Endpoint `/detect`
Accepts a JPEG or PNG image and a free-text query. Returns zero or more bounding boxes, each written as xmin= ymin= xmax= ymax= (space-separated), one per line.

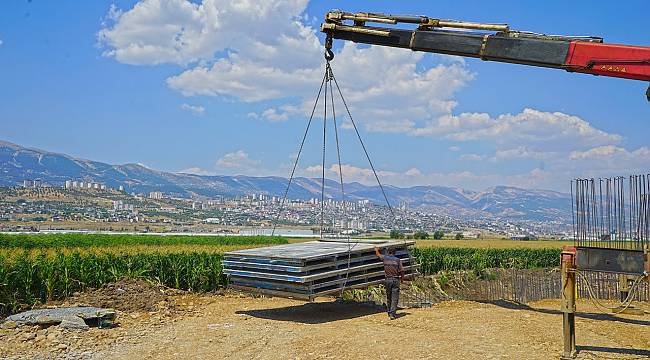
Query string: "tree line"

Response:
xmin=390 ymin=230 xmax=465 ymax=240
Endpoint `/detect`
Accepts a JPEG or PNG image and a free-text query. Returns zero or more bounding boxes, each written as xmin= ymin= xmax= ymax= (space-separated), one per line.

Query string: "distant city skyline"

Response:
xmin=1 ymin=0 xmax=649 ymax=192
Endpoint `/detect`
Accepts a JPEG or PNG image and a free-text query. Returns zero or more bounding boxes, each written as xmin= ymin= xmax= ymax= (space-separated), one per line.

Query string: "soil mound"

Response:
xmin=60 ymin=278 xmax=178 ymax=313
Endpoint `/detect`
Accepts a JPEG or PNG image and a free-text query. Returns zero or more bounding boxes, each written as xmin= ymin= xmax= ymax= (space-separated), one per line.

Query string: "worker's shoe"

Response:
xmin=388 ymin=313 xmax=396 ymax=320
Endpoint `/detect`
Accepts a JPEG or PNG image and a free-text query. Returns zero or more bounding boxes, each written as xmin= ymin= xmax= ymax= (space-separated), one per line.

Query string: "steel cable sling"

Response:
xmin=325 ymin=63 xmax=355 ymax=291
xmin=271 ymin=51 xmax=405 ymax=293
xmin=270 ymin=68 xmax=327 ymax=237
xmin=329 ymin=65 xmax=418 ymax=282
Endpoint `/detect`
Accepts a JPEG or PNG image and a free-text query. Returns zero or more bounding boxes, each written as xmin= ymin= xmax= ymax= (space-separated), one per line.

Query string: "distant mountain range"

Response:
xmin=0 ymin=140 xmax=571 ymax=222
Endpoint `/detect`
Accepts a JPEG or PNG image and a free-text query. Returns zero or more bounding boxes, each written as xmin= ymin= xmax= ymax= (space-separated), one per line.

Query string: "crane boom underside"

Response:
xmin=322 ymin=11 xmax=650 ymax=83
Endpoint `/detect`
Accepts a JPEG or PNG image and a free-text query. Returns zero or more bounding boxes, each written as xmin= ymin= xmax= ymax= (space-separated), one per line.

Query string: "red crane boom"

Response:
xmin=567 ymin=41 xmax=650 ymax=81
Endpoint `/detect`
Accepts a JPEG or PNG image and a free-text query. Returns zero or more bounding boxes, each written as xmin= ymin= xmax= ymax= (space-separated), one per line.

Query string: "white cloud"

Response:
xmin=570 ymin=145 xmax=646 ymax=160
xmin=568 ymin=146 xmax=650 ymax=172
xmin=413 ymin=108 xmax=620 ymax=150
xmin=216 ymin=150 xmax=261 ymax=170
xmin=99 ymin=0 xmax=473 ymax=130
xmin=298 ymin=163 xmax=559 ymax=190
xmin=105 ymin=4 xmax=123 ymax=22
xmin=178 ymin=166 xmax=216 ymax=176
xmin=101 ymin=1 xmax=646 ymax=191
xmin=167 ymin=57 xmax=322 ymax=102
xmin=98 ymin=0 xmax=316 ymax=67
xmin=181 ymin=103 xmax=205 ymax=114
xmin=181 ymin=150 xmax=266 ymax=176
xmin=251 ymin=43 xmax=473 ymax=132
xmin=304 ymin=163 xmax=399 ymax=184
xmin=460 ymin=154 xmax=487 ymax=161
xmin=260 ymin=108 xmax=289 ymax=122
xmin=492 ymin=146 xmax=555 ymax=161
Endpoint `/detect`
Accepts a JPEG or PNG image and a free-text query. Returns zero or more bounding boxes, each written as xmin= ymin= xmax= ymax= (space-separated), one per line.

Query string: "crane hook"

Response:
xmin=325 ymin=33 xmax=334 ymax=61
xmin=646 ymin=83 xmax=649 ymax=103
xmin=325 ymin=48 xmax=335 ymax=61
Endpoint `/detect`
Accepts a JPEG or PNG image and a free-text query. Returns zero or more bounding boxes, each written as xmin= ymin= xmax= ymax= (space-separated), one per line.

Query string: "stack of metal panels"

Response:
xmin=223 ymin=239 xmax=417 ymax=301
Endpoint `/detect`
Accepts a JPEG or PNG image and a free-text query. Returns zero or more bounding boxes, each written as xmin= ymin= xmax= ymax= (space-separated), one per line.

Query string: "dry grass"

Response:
xmin=0 ymin=244 xmax=267 ymax=258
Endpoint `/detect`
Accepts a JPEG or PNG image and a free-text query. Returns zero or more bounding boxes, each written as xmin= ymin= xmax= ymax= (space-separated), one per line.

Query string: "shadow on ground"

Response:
xmin=236 ymin=301 xmax=388 ymax=324
xmin=577 ymin=345 xmax=650 ymax=358
xmin=480 ymin=300 xmax=650 ymax=326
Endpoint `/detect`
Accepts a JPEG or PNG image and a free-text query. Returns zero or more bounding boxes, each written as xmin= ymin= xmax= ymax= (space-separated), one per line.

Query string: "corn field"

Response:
xmin=412 ymin=247 xmax=561 ymax=274
xmin=0 ymin=234 xmax=566 ymax=316
xmin=0 ymin=251 xmax=225 ymax=315
xmin=0 ymin=234 xmax=288 ymax=249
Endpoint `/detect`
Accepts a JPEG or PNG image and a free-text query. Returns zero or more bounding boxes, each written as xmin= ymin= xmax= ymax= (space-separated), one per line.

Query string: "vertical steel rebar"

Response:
xmin=571 ymin=174 xmax=650 ymax=251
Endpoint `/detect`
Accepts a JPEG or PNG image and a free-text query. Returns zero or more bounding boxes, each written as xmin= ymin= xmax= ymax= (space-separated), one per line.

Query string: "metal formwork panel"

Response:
xmin=223 ymin=240 xmax=417 ymax=300
xmin=223 ymin=252 xmax=413 ymax=283
xmin=230 ymin=267 xmax=418 ymax=300
xmin=225 ymin=240 xmax=414 ymax=262
xmin=225 ymin=249 xmax=411 ymax=273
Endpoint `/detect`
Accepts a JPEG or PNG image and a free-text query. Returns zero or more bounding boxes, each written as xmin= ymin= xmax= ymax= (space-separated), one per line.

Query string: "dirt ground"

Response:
xmin=1 ymin=284 xmax=649 ymax=360
xmin=53 ymin=279 xmax=178 ymax=313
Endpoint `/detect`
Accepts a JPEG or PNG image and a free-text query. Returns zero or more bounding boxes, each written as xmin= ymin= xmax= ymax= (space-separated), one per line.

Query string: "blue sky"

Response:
xmin=1 ymin=0 xmax=649 ymax=191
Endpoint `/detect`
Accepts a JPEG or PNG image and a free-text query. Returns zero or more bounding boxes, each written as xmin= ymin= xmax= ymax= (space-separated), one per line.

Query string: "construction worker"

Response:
xmin=374 ymin=246 xmax=404 ymax=319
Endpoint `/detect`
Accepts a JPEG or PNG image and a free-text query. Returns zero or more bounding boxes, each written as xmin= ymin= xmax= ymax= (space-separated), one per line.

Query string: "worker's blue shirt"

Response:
xmin=382 ymin=254 xmax=402 ymax=279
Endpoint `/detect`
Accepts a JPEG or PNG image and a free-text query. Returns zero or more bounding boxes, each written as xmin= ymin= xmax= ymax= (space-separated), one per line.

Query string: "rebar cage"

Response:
xmin=572 ymin=175 xmax=649 ymax=251
xmin=572 ymin=175 xmax=649 ymax=275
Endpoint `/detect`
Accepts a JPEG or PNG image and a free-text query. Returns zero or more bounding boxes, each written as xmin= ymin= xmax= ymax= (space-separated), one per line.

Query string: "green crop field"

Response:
xmin=411 ymin=247 xmax=560 ymax=274
xmin=0 ymin=251 xmax=225 ymax=315
xmin=0 ymin=233 xmax=287 ymax=314
xmin=0 ymin=233 xmax=563 ymax=315
xmin=0 ymin=233 xmax=287 ymax=249
xmin=412 ymin=239 xmax=571 ymax=249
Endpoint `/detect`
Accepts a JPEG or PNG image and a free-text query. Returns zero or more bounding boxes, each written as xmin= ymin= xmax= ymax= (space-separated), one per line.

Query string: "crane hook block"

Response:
xmin=325 ymin=48 xmax=334 ymax=61
xmin=324 ymin=33 xmax=334 ymax=61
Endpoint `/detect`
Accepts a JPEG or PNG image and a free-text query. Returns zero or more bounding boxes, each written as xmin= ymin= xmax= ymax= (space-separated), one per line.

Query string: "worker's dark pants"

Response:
xmin=384 ymin=277 xmax=400 ymax=316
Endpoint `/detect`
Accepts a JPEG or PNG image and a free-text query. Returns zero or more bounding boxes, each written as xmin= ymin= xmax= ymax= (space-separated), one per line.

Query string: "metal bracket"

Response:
xmin=576 ymin=247 xmax=646 ymax=275
xmin=479 ymin=34 xmax=491 ymax=61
